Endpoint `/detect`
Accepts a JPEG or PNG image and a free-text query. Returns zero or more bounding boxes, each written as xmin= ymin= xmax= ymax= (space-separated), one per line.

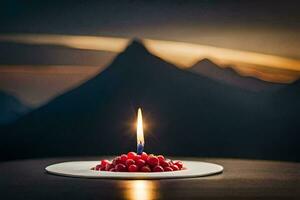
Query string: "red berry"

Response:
xmin=100 ymin=160 xmax=110 ymax=168
xmin=141 ymin=152 xmax=148 ymax=161
xmin=140 ymin=166 xmax=151 ymax=172
xmin=112 ymin=157 xmax=123 ymax=166
xmin=134 ymin=155 xmax=142 ymax=161
xmin=166 ymin=159 xmax=172 ymax=164
xmin=164 ymin=166 xmax=173 ymax=171
xmin=171 ymin=165 xmax=179 ymax=171
xmin=109 ymin=168 xmax=116 ymax=172
xmin=125 ymin=159 xmax=135 ymax=167
xmin=136 ymin=159 xmax=146 ymax=168
xmin=105 ymin=163 xmax=113 ymax=171
xmin=174 ymin=161 xmax=183 ymax=169
xmin=147 ymin=155 xmax=159 ymax=166
xmin=160 ymin=160 xmax=170 ymax=168
xmin=153 ymin=165 xmax=164 ymax=172
xmin=95 ymin=164 xmax=101 ymax=171
xmin=95 ymin=165 xmax=100 ymax=170
xmin=128 ymin=164 xmax=138 ymax=172
xmin=157 ymin=155 xmax=165 ymax=162
xmin=112 ymin=158 xmax=117 ymax=166
xmin=115 ymin=164 xmax=127 ymax=172
xmin=127 ymin=152 xmax=137 ymax=159
xmin=120 ymin=154 xmax=128 ymax=163
xmin=167 ymin=160 xmax=174 ymax=167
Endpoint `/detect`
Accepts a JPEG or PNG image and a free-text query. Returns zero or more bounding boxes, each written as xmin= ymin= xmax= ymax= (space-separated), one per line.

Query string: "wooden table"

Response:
xmin=1 ymin=157 xmax=299 ymax=200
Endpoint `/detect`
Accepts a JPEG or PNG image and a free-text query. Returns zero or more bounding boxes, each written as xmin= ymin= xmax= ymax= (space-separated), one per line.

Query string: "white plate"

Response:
xmin=45 ymin=160 xmax=223 ymax=179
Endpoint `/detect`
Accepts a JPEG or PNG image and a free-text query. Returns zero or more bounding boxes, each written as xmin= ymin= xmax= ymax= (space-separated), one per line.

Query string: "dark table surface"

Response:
xmin=1 ymin=157 xmax=300 ymax=200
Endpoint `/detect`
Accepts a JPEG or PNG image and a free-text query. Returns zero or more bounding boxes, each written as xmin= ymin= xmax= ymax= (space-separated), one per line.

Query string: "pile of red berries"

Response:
xmin=91 ymin=152 xmax=185 ymax=172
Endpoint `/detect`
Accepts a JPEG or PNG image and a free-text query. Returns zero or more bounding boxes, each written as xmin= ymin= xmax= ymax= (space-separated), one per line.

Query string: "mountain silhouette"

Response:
xmin=271 ymin=79 xmax=300 ymax=124
xmin=189 ymin=58 xmax=284 ymax=92
xmin=0 ymin=91 xmax=30 ymax=125
xmin=1 ymin=40 xmax=299 ymax=161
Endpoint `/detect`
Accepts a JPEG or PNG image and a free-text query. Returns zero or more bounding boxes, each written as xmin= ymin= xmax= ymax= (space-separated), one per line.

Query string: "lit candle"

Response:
xmin=136 ymin=108 xmax=144 ymax=155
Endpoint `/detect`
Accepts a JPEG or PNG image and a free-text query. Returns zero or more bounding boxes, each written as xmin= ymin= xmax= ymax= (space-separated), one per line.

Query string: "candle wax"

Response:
xmin=137 ymin=142 xmax=144 ymax=155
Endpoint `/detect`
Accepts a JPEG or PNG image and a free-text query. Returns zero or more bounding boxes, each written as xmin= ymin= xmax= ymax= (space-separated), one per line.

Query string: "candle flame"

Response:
xmin=137 ymin=108 xmax=144 ymax=146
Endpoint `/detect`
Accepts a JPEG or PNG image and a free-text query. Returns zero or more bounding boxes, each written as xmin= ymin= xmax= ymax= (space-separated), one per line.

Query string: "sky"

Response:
xmin=1 ymin=0 xmax=300 ymax=58
xmin=0 ymin=0 xmax=300 ymax=107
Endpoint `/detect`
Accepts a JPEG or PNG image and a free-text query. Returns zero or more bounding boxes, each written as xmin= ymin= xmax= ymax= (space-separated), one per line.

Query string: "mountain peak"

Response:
xmin=122 ymin=38 xmax=150 ymax=55
xmin=189 ymin=58 xmax=283 ymax=92
xmin=192 ymin=58 xmax=217 ymax=68
xmin=191 ymin=58 xmax=238 ymax=74
xmin=104 ymin=38 xmax=156 ymax=73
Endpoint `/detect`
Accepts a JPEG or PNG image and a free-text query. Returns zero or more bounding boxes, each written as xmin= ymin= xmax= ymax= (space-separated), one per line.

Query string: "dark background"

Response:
xmin=0 ymin=0 xmax=300 ymax=162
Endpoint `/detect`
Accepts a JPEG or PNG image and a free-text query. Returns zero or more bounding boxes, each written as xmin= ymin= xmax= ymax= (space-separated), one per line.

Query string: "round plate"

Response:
xmin=45 ymin=160 xmax=223 ymax=179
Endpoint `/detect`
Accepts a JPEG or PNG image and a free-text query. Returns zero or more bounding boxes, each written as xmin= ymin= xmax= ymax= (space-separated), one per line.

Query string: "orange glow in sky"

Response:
xmin=1 ymin=34 xmax=300 ymax=106
xmin=1 ymin=34 xmax=299 ymax=83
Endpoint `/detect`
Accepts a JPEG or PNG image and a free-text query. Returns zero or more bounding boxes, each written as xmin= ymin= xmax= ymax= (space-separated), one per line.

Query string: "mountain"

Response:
xmin=1 ymin=40 xmax=299 ymax=161
xmin=0 ymin=91 xmax=30 ymax=125
xmin=271 ymin=79 xmax=300 ymax=123
xmin=189 ymin=58 xmax=284 ymax=92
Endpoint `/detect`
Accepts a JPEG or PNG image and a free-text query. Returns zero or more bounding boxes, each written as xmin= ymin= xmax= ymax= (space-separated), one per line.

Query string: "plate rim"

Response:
xmin=45 ymin=160 xmax=223 ymax=179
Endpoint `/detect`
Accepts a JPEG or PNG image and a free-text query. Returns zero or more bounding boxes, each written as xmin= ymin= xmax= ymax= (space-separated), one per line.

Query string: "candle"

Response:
xmin=92 ymin=107 xmax=186 ymax=172
xmin=136 ymin=108 xmax=144 ymax=155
